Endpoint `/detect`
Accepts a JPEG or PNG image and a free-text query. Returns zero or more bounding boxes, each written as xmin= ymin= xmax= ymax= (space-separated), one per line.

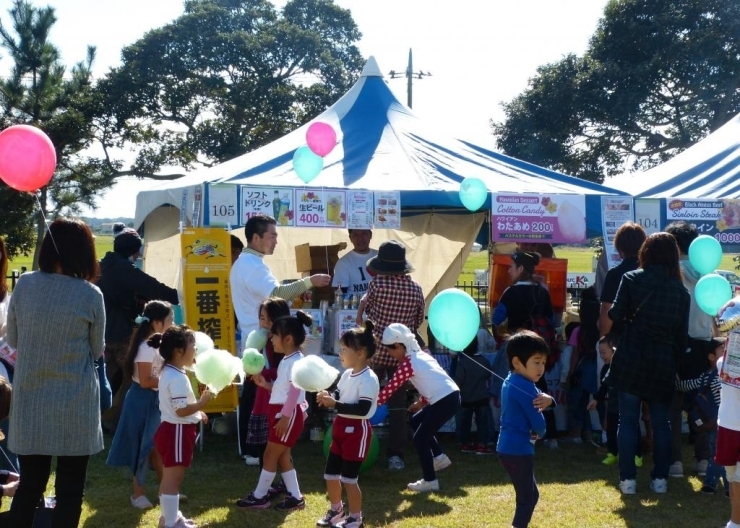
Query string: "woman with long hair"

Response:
xmin=6 ymin=218 xmax=105 ymax=527
xmin=608 ymin=232 xmax=690 ymax=495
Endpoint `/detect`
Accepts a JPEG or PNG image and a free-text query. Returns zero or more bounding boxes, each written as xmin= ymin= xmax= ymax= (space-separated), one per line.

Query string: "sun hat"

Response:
xmin=366 ymin=240 xmax=414 ymax=275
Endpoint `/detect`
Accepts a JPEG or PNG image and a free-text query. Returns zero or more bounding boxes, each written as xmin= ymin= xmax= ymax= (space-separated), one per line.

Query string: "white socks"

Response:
xmin=254 ymin=469 xmax=276 ymax=499
xmin=282 ymin=469 xmax=302 ymax=498
xmin=160 ymin=494 xmax=179 ymax=526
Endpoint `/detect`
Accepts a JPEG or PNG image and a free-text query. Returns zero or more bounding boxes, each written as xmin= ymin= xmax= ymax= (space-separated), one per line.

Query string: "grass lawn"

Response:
xmin=2 ymin=430 xmax=729 ymax=527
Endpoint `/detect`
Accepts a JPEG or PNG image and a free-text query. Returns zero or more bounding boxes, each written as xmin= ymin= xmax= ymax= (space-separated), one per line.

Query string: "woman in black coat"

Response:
xmin=608 ymin=232 xmax=690 ymax=495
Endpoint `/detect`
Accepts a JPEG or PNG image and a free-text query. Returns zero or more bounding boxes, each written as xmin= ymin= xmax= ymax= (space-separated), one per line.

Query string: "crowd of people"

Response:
xmin=0 ymin=213 xmax=737 ymax=528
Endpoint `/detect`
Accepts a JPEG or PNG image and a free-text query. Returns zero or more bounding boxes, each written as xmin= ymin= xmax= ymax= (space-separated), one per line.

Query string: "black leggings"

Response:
xmin=9 ymin=454 xmax=89 ymax=528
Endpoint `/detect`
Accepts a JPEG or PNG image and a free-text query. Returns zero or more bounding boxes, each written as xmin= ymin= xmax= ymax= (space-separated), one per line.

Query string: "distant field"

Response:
xmin=458 ymin=246 xmax=740 ymax=284
xmin=6 ymin=235 xmax=114 ymax=288
xmin=7 ymin=237 xmax=740 ymax=289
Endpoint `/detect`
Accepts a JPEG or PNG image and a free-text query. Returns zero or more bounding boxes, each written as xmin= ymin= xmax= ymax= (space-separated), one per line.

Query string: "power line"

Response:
xmin=387 ymin=48 xmax=431 ymax=109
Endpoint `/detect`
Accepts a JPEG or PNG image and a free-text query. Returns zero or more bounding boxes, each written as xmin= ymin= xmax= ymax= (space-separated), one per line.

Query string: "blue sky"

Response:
xmin=1 ymin=0 xmax=609 ymax=217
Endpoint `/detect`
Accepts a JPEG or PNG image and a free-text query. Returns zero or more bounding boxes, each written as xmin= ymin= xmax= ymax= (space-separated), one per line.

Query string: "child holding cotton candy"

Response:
xmin=106 ymin=300 xmax=173 ymax=509
xmin=237 ymin=311 xmax=313 ymax=512
xmin=152 ymin=325 xmax=213 ymax=528
xmin=316 ymin=322 xmax=380 ymax=528
xmin=245 ymin=298 xmax=290 ymax=497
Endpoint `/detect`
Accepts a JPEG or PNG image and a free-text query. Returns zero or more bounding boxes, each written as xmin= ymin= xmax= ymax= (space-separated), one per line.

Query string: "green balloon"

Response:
xmin=323 ymin=423 xmax=379 ymax=473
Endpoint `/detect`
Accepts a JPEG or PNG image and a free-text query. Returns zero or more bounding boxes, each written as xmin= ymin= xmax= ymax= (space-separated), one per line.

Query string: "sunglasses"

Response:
xmin=383 ymin=343 xmax=401 ymax=349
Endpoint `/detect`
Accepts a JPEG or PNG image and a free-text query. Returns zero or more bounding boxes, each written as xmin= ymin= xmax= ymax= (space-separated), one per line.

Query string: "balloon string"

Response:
xmin=457 ymin=351 xmax=539 ymax=400
xmin=34 ymin=193 xmax=58 ymax=255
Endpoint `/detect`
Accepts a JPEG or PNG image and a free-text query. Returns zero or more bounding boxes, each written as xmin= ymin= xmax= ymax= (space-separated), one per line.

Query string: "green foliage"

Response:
xmin=94 ymin=0 xmax=364 ymax=175
xmin=492 ymin=0 xmax=740 ymax=181
xmin=0 ymin=0 xmax=117 ymax=263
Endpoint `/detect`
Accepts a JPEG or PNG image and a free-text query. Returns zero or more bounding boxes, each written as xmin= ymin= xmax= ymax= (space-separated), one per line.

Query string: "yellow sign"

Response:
xmin=181 ymin=228 xmax=238 ymax=413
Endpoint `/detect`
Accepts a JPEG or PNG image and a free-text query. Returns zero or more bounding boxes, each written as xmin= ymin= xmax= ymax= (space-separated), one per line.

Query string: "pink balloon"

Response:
xmin=0 ymin=124 xmax=57 ymax=192
xmin=305 ymin=122 xmax=337 ymax=157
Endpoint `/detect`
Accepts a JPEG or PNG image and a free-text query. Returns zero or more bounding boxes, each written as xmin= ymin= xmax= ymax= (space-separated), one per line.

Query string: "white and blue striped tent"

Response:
xmin=137 ymin=56 xmax=628 ymax=297
xmin=608 ymin=114 xmax=740 ymax=199
xmin=135 ymin=56 xmax=625 ymax=235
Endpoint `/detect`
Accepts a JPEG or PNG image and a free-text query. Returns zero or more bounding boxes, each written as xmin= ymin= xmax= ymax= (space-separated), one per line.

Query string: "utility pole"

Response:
xmin=388 ymin=48 xmax=431 ymax=109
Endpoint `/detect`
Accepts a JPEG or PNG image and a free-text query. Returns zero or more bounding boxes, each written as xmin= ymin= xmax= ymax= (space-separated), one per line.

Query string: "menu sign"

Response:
xmin=334 ymin=310 xmax=358 ymax=354
xmin=241 ymin=187 xmax=294 ymax=226
xmin=667 ymin=198 xmax=740 ymax=246
xmin=295 ymin=190 xmax=347 ymax=228
xmin=346 ymin=191 xmax=374 ymax=229
xmin=374 ymin=191 xmax=401 ymax=228
xmin=601 ymin=196 xmax=634 ymax=265
xmin=492 ymin=193 xmax=587 ymax=244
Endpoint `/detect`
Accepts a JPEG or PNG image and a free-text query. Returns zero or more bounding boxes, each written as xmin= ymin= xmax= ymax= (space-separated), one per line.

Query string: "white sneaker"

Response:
xmin=407 ymin=478 xmax=439 ymax=492
xmin=130 ymin=495 xmax=153 ymax=509
xmin=433 ymin=454 xmax=452 ymax=472
xmin=695 ymin=459 xmax=709 ymax=477
xmin=668 ymin=461 xmax=684 ymax=478
xmin=544 ymin=439 xmax=559 ymax=450
xmin=158 ymin=513 xmax=197 ymax=528
xmin=619 ymin=479 xmax=637 ymax=495
xmin=244 ymin=455 xmax=260 ymax=466
xmin=650 ymin=478 xmax=668 ymax=493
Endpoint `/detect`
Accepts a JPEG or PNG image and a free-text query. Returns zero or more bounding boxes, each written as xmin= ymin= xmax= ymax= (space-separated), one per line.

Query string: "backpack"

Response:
xmin=517 ymin=283 xmax=560 ymax=372
xmin=683 ymin=370 xmax=719 ymax=432
xmin=522 ymin=314 xmax=560 ymax=372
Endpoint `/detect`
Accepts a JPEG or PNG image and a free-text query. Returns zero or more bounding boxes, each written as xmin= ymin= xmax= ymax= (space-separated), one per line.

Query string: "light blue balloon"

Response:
xmin=369 ymin=404 xmax=388 ymax=426
xmin=293 ymin=145 xmax=324 ymax=183
xmin=695 ymin=273 xmax=733 ymax=316
xmin=458 ymin=177 xmax=488 ymax=211
xmin=689 ymin=235 xmax=723 ymax=276
xmin=428 ymin=289 xmax=480 ymax=351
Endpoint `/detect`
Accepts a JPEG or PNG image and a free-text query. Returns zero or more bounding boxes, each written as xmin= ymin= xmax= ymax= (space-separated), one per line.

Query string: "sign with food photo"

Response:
xmin=374 ymin=191 xmax=401 ymax=228
xmin=491 ymin=193 xmax=586 ymax=244
xmin=666 ymin=198 xmax=739 ymax=246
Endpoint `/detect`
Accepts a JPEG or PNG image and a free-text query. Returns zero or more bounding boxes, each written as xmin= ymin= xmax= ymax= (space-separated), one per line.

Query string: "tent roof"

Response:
xmin=608 ymin=114 xmax=740 ymax=198
xmin=136 ymin=56 xmax=624 ymax=228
